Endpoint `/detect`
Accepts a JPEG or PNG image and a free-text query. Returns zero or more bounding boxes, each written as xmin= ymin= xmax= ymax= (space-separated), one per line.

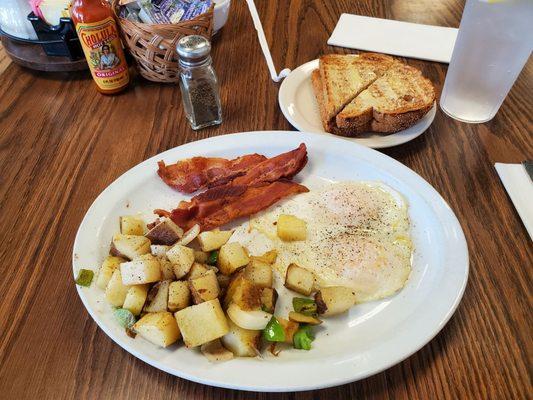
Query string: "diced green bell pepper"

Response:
xmin=292 ymin=297 xmax=317 ymax=316
xmin=75 ymin=269 xmax=94 ymax=287
xmin=207 ymin=250 xmax=219 ymax=266
xmin=262 ymin=316 xmax=286 ymax=342
xmin=114 ymin=308 xmax=136 ymax=329
xmin=293 ymin=325 xmax=315 ymax=350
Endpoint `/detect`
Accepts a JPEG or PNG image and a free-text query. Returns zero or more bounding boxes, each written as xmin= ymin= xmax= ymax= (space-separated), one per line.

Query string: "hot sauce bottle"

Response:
xmin=71 ymin=0 xmax=129 ymax=94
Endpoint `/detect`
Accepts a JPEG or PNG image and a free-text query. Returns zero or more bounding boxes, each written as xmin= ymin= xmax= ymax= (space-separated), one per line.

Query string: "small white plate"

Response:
xmin=73 ymin=131 xmax=468 ymax=392
xmin=279 ymin=60 xmax=437 ymax=149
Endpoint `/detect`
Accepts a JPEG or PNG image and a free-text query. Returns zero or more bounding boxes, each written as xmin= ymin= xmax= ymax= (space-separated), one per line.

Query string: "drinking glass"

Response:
xmin=440 ymin=0 xmax=533 ymax=123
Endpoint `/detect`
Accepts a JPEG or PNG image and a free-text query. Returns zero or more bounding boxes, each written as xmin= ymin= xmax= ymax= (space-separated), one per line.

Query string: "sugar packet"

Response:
xmin=130 ymin=0 xmax=211 ymax=24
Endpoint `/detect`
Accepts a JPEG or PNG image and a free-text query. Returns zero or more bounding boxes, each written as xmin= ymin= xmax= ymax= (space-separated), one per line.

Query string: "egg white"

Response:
xmin=230 ymin=181 xmax=412 ymax=303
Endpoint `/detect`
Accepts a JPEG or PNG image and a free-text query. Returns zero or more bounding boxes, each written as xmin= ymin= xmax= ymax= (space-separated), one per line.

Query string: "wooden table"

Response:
xmin=0 ymin=1 xmax=531 ymax=399
xmin=0 ymin=42 xmax=11 ymax=75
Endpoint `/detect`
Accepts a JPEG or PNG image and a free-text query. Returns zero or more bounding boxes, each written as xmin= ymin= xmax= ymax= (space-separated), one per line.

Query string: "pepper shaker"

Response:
xmin=176 ymin=35 xmax=223 ymax=130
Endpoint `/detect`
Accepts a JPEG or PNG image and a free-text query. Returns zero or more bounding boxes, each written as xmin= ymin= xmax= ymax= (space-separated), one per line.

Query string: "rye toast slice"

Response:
xmin=311 ymin=69 xmax=333 ymax=132
xmin=312 ymin=69 xmax=361 ymax=136
xmin=336 ymin=63 xmax=435 ymax=133
xmin=320 ymin=53 xmax=395 ymax=124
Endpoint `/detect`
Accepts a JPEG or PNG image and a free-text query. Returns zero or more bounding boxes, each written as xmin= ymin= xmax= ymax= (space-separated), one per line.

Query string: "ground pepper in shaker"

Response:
xmin=176 ymin=35 xmax=223 ymax=130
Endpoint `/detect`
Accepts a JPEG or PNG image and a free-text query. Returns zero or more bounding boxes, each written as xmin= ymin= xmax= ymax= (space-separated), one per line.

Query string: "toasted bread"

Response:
xmin=319 ymin=53 xmax=395 ymax=124
xmin=311 ymin=69 xmax=359 ymax=136
xmin=336 ymin=62 xmax=435 ymax=133
xmin=311 ymin=69 xmax=335 ymax=132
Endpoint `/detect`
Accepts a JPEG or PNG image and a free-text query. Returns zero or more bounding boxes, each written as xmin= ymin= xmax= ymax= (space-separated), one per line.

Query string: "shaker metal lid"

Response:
xmin=176 ymin=35 xmax=211 ymax=61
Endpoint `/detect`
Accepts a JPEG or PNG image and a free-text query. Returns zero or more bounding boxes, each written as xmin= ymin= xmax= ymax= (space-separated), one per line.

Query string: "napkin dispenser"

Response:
xmin=27 ymin=12 xmax=83 ymax=60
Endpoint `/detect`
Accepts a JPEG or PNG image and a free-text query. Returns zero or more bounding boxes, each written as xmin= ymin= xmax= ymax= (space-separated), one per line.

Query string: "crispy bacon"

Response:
xmin=156 ymin=180 xmax=309 ymax=231
xmin=155 ymin=144 xmax=309 ymax=230
xmin=157 ymin=144 xmax=308 ymax=194
xmin=231 ymin=143 xmax=308 ymax=186
xmin=157 ymin=153 xmax=267 ymax=193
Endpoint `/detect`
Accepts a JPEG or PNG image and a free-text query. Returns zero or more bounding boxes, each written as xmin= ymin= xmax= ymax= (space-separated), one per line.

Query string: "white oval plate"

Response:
xmin=279 ymin=60 xmax=437 ymax=149
xmin=73 ymin=131 xmax=468 ymax=392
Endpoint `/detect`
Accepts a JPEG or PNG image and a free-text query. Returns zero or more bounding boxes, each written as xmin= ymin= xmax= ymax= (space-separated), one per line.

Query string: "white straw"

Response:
xmin=245 ymin=0 xmax=291 ymax=82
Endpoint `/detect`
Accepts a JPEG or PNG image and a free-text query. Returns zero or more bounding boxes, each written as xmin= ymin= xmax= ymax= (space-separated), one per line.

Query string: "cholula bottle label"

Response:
xmin=77 ymin=17 xmax=129 ymax=91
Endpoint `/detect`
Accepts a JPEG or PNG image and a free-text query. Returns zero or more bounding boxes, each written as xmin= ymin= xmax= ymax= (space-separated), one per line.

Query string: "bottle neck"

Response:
xmin=71 ymin=0 xmax=112 ymax=23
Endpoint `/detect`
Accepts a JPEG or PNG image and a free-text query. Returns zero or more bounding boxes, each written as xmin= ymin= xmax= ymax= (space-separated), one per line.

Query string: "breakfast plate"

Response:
xmin=278 ymin=59 xmax=437 ymax=149
xmin=73 ymin=131 xmax=468 ymax=392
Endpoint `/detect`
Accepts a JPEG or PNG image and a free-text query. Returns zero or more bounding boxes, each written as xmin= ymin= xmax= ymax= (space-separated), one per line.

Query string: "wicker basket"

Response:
xmin=112 ymin=1 xmax=214 ymax=83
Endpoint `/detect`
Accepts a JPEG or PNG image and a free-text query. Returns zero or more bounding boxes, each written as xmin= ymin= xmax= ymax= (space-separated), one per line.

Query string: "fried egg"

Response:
xmin=230 ymin=181 xmax=412 ymax=303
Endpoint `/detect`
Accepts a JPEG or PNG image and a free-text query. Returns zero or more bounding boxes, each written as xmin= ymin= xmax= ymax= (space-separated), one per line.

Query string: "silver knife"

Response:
xmin=522 ymin=161 xmax=533 ymax=183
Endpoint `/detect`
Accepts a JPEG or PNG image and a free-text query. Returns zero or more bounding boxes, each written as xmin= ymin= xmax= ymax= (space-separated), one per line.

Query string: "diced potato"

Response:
xmin=158 ymin=258 xmax=175 ymax=280
xmin=120 ymin=254 xmax=161 ymax=285
xmin=120 ymin=216 xmax=146 ymax=236
xmin=166 ymin=244 xmax=194 ymax=279
xmin=284 ymin=263 xmax=315 ymax=296
xmin=133 ymin=311 xmax=181 ymax=347
xmin=277 ymin=317 xmax=299 ymax=344
xmin=150 ymin=245 xmax=170 ymax=258
xmin=250 ymin=250 xmax=278 ymax=265
xmin=194 ymin=250 xmax=209 ymax=263
xmin=315 ymin=286 xmax=357 ymax=316
xmin=224 ymin=273 xmax=262 ymax=310
xmin=168 ymin=281 xmax=191 ymax=312
xmin=105 ymin=269 xmax=130 ymax=307
xmin=244 ymin=259 xmax=273 ymax=288
xmin=217 ymin=274 xmax=231 ymax=289
xmin=227 ymin=303 xmax=272 ymax=330
xmin=96 ymin=256 xmax=125 ymax=290
xmin=145 ymin=217 xmax=183 ymax=245
xmin=187 ymin=262 xmax=208 ymax=279
xmin=218 ymin=242 xmax=249 ymax=276
xmin=207 ymin=265 xmax=219 ymax=274
xmin=197 ymin=229 xmax=233 ymax=252
xmin=200 ymin=339 xmax=234 ymax=362
xmin=174 ymin=299 xmax=229 ymax=348
xmin=123 ymin=284 xmax=149 ymax=316
xmin=143 ymin=280 xmax=170 ymax=313
xmin=260 ymin=287 xmax=278 ymax=313
xmin=288 ymin=311 xmax=322 ymax=325
xmin=111 ymin=234 xmax=151 ymax=260
xmin=224 ymin=272 xmax=243 ymax=308
xmin=189 ymin=269 xmax=220 ymax=304
xmin=277 ymin=214 xmax=307 ymax=241
xmin=221 ymin=319 xmax=261 ymax=357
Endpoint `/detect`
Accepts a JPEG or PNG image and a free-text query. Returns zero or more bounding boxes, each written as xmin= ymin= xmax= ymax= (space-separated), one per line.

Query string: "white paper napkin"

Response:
xmin=328 ymin=14 xmax=458 ymax=63
xmin=495 ymin=163 xmax=533 ymax=240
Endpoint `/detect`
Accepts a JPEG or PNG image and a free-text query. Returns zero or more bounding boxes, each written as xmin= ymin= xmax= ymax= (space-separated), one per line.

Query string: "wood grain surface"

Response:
xmin=0 ymin=41 xmax=11 ymax=76
xmin=0 ymin=1 xmax=531 ymax=399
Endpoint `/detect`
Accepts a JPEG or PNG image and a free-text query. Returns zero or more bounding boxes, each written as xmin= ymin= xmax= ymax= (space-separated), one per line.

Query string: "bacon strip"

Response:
xmin=155 ymin=144 xmax=309 ymax=230
xmin=156 ymin=180 xmax=308 ymax=231
xmin=157 ymin=144 xmax=308 ymax=194
xmin=157 ymin=153 xmax=267 ymax=193
xmin=232 ymin=143 xmax=308 ymax=186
